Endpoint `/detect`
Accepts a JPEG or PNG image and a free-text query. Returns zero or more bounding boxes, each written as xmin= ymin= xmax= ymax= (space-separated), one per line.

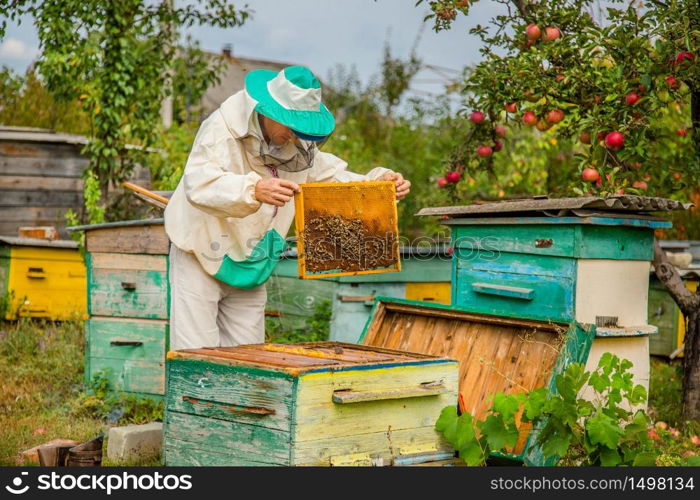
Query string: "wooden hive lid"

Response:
xmin=359 ymin=297 xmax=595 ymax=456
xmin=167 ymin=341 xmax=455 ymax=375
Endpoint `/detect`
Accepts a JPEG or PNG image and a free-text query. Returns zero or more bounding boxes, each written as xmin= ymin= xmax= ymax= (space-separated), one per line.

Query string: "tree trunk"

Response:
xmin=653 ymin=241 xmax=700 ymax=419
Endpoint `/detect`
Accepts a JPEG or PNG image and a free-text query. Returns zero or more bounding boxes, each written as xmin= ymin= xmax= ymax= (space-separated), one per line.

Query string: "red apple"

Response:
xmin=446 ymin=171 xmax=461 ymax=183
xmin=677 ymin=129 xmax=688 ymax=136
xmin=673 ymin=172 xmax=682 ymax=180
xmin=555 ymin=74 xmax=565 ymax=83
xmin=647 ymin=428 xmax=661 ymax=441
xmin=691 ymin=435 xmax=700 ymax=447
xmin=522 ymin=111 xmax=538 ymax=126
xmin=579 ymin=132 xmax=592 ymax=144
xmin=675 ymin=52 xmax=695 ymax=65
xmin=477 ymin=145 xmax=493 ymax=157
xmin=526 ymin=24 xmax=541 ymax=40
xmin=470 ymin=111 xmax=486 ymax=124
xmin=596 ymin=131 xmax=607 ymax=142
xmin=631 ymin=161 xmax=643 ymax=169
xmin=616 ymin=188 xmax=625 ymax=195
xmin=605 ymin=131 xmax=625 ymax=150
xmin=633 ymin=180 xmax=648 ymax=190
xmin=495 ymin=124 xmax=507 ymax=137
xmin=581 ymin=168 xmax=600 ymax=182
xmin=493 ymin=140 xmax=504 ymax=152
xmin=625 ymin=92 xmax=640 ymax=105
xmin=542 ymin=27 xmax=561 ymax=41
xmin=536 ymin=119 xmax=552 ymax=131
xmin=666 ymin=75 xmax=680 ymax=89
xmin=504 ymin=102 xmax=517 ymax=113
xmin=655 ymin=421 xmax=669 ymax=431
xmin=546 ymin=109 xmax=565 ymax=124
xmin=644 ymin=173 xmax=652 ymax=181
xmin=437 ymin=177 xmax=448 ymax=187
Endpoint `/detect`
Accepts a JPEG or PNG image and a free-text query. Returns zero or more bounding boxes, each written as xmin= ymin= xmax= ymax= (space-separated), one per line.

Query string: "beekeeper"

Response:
xmin=164 ymin=65 xmax=410 ymax=350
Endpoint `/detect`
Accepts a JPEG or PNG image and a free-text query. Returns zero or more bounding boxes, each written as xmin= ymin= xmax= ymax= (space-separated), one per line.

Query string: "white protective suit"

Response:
xmin=164 ymin=89 xmax=391 ymax=350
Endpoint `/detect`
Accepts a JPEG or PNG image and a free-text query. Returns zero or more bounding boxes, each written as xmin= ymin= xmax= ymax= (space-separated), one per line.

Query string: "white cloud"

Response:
xmin=0 ymin=37 xmax=39 ymax=61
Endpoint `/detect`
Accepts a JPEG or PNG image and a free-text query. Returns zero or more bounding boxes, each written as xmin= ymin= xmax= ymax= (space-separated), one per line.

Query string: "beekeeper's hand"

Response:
xmin=255 ymin=178 xmax=301 ymax=207
xmin=380 ymin=172 xmax=411 ymax=200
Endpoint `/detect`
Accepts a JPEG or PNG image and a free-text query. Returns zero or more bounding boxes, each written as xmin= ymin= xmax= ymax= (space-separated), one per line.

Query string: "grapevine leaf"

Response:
xmin=459 ymin=441 xmax=487 ymax=466
xmin=493 ymin=392 xmax=520 ymax=420
xmin=541 ymin=433 xmax=571 ymax=457
xmin=586 ymin=412 xmax=624 ymax=449
xmin=524 ymin=388 xmax=548 ymax=420
xmin=453 ymin=413 xmax=476 ymax=449
xmin=435 ymin=405 xmax=458 ymax=433
xmin=480 ymin=414 xmax=518 ymax=450
xmin=599 ymin=447 xmax=622 ymax=466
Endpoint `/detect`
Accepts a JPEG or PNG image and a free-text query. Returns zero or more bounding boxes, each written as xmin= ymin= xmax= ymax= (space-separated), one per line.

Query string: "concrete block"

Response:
xmin=107 ymin=422 xmax=162 ymax=462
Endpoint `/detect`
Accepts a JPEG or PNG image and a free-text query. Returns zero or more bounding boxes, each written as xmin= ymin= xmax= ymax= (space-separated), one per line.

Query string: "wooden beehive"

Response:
xmin=359 ymin=298 xmax=596 ymax=465
xmin=69 ymin=219 xmax=170 ymax=397
xmin=0 ymin=236 xmax=86 ymax=320
xmin=163 ymin=342 xmax=458 ymax=466
xmin=293 ymin=181 xmax=400 ymax=279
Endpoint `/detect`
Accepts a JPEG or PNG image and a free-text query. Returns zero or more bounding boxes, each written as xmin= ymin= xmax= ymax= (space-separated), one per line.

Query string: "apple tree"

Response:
xmin=420 ymin=0 xmax=700 ymax=418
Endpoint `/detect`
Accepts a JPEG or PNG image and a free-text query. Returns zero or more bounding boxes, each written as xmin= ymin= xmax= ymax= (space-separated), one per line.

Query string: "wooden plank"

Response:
xmin=163 ymin=411 xmax=291 ymax=466
xmin=577 ymin=225 xmax=655 ymax=260
xmin=87 ymin=317 xmax=166 ymax=362
xmin=292 ymin=426 xmax=451 ymax=466
xmin=0 ymin=154 xmax=87 ymax=177
xmin=90 ymin=253 xmax=167 ymax=272
xmin=294 ymin=362 xmax=458 ymax=441
xmin=87 ymin=356 xmax=165 ymax=395
xmin=86 ymin=224 xmax=170 ymax=255
xmin=0 ymin=206 xmax=71 ymax=223
xmin=166 ymin=359 xmax=294 ymax=432
xmin=0 ymin=189 xmax=82 ymax=207
xmin=0 ymin=175 xmax=83 ymax=190
xmin=452 ymin=224 xmax=576 ymax=258
xmin=88 ymin=267 xmax=168 ymax=319
xmin=332 ymin=384 xmax=449 ymax=403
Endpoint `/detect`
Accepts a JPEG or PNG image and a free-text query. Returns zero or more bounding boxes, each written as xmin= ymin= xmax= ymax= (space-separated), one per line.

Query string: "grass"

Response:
xmin=0 ymin=319 xmax=162 ymax=466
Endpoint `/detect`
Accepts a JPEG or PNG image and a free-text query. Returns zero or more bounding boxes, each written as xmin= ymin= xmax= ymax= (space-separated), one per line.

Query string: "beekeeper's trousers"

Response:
xmin=168 ymin=244 xmax=266 ymax=350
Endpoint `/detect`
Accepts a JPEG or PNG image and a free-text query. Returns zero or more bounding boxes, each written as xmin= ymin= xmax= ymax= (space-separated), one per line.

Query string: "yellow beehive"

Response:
xmin=0 ymin=236 xmax=87 ymax=320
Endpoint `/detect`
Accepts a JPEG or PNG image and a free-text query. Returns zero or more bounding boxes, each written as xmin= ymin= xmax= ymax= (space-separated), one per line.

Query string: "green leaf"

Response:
xmin=586 ymin=412 xmax=625 ymax=449
xmin=524 ymin=388 xmax=547 ymax=420
xmin=686 ymin=456 xmax=700 ymax=466
xmin=493 ymin=392 xmax=521 ymax=420
xmin=541 ymin=433 xmax=572 ymax=457
xmin=589 ymin=372 xmax=610 ymax=393
xmin=480 ymin=414 xmax=518 ymax=450
xmin=435 ymin=405 xmax=458 ymax=432
xmin=453 ymin=413 xmax=476 ymax=449
xmin=460 ymin=443 xmax=486 ymax=466
xmin=632 ymin=451 xmax=657 ymax=466
xmin=599 ymin=447 xmax=622 ymax=466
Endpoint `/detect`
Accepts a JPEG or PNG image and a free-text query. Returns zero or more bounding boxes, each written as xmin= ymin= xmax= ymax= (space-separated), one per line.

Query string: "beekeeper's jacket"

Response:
xmin=164 ymin=90 xmax=390 ymax=289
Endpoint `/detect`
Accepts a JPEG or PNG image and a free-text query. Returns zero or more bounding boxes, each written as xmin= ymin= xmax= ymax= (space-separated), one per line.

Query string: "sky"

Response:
xmin=0 ymin=0 xmax=506 ymax=99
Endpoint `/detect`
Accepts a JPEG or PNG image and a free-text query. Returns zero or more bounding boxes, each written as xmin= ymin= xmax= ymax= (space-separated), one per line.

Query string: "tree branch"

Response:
xmin=653 ymin=240 xmax=700 ymax=316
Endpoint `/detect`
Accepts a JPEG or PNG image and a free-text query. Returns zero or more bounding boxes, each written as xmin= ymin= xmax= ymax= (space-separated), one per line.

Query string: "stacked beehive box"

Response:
xmin=72 ymin=219 xmax=170 ymax=397
xmin=417 ymin=196 xmax=690 ymax=399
